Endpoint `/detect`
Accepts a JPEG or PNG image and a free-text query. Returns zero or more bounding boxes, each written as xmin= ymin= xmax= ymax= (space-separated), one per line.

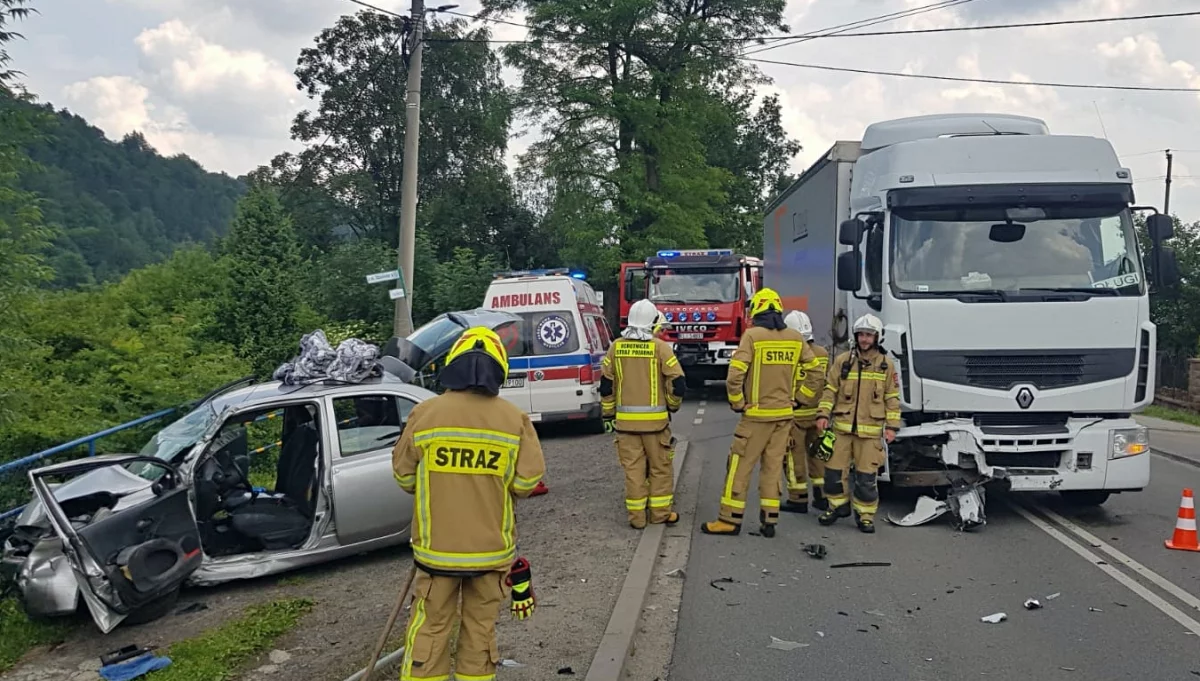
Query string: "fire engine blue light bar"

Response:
xmin=655 ymin=249 xmax=733 ymax=258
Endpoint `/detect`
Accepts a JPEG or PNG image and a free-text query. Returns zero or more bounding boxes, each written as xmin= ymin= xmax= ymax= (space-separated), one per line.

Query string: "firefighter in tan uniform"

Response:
xmin=701 ymin=289 xmax=823 ymax=538
xmin=781 ymin=310 xmax=830 ymax=514
xmin=392 ymin=327 xmax=547 ymax=681
xmin=814 ymin=314 xmax=901 ymax=533
xmin=600 ymin=299 xmax=686 ymax=529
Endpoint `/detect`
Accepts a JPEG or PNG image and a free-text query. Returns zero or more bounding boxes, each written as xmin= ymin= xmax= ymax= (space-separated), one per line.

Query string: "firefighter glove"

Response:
xmin=507 ymin=557 xmax=536 ymax=620
xmin=603 ymin=418 xmax=615 ymax=434
xmin=814 ymin=429 xmax=836 ymax=462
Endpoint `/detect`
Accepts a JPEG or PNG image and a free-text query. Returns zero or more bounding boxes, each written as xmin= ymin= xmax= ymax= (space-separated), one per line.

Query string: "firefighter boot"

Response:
xmin=811 ymin=487 xmax=829 ymax=512
xmin=701 ymin=520 xmax=741 ymax=535
xmin=782 ymin=499 xmax=808 ymax=514
xmin=818 ymin=503 xmax=851 ymax=526
xmin=759 ymin=510 xmax=776 ymax=538
xmin=854 ymin=509 xmax=876 ymax=534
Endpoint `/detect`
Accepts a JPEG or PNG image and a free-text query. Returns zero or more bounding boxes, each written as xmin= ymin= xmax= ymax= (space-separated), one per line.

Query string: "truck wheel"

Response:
xmin=1059 ymin=490 xmax=1110 ymax=507
xmin=686 ymin=375 xmax=706 ymax=391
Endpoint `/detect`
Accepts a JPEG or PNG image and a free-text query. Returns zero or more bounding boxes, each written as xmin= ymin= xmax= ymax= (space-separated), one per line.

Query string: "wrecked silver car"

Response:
xmin=1 ymin=310 xmax=524 ymax=633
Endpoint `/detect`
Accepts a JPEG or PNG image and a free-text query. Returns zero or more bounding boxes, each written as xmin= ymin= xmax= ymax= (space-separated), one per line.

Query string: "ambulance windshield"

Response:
xmin=649 ymin=268 xmax=740 ymax=303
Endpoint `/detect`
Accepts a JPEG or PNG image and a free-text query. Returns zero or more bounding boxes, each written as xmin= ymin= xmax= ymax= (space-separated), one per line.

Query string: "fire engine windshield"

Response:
xmin=648 ymin=268 xmax=741 ymax=303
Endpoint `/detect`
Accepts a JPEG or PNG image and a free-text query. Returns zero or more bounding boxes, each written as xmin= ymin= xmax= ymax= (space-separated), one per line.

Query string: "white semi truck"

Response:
xmin=764 ymin=113 xmax=1180 ymax=528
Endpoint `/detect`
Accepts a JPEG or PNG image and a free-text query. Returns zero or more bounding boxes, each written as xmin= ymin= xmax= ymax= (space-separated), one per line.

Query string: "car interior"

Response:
xmin=193 ymin=403 xmax=323 ymax=557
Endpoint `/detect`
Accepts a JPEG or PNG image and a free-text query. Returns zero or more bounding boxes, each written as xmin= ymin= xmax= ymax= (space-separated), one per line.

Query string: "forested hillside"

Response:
xmin=1 ymin=89 xmax=246 ymax=286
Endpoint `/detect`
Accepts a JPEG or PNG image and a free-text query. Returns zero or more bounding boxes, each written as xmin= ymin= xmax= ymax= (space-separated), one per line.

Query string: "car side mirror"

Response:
xmin=837 ymin=251 xmax=862 ymax=291
xmin=1147 ymin=213 xmax=1174 ymax=241
xmin=839 ymin=219 xmax=864 ymax=246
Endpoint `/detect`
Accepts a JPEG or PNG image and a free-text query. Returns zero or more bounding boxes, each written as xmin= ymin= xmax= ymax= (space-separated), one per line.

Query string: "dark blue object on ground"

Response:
xmin=98 ymin=652 xmax=172 ymax=681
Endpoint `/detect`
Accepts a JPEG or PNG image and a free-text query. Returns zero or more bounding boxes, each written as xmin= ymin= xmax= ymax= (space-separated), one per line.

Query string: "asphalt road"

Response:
xmin=669 ymin=396 xmax=1200 ymax=680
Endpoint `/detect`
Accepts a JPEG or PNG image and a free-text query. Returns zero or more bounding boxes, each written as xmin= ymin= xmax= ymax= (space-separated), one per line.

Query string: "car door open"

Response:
xmin=30 ymin=456 xmax=203 ymax=633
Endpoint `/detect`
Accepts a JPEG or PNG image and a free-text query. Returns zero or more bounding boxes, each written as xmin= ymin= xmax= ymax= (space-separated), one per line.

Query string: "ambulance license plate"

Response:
xmin=503 ymin=375 xmax=525 ymax=389
xmin=677 ymin=332 xmax=703 ymax=340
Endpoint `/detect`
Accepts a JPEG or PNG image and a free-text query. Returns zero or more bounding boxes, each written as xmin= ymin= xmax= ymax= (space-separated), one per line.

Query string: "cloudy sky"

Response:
xmin=9 ymin=0 xmax=1200 ymax=219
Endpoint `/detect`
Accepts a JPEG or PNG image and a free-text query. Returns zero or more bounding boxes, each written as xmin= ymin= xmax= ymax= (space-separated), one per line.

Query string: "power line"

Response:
xmin=740 ymin=56 xmax=1200 ymax=93
xmin=743 ymin=0 xmax=975 ymax=57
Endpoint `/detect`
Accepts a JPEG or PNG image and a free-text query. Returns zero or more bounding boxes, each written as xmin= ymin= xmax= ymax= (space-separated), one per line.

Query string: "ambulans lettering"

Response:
xmin=430 ymin=445 xmax=507 ymax=474
xmin=763 ymin=350 xmax=797 ymax=364
xmin=490 ymin=291 xmax=562 ymax=308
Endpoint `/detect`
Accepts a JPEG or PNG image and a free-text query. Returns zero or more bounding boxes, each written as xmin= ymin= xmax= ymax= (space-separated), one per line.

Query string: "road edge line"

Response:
xmin=1007 ymin=501 xmax=1200 ymax=636
xmin=584 ymin=438 xmax=691 ymax=681
xmin=1031 ymin=501 xmax=1200 ymax=613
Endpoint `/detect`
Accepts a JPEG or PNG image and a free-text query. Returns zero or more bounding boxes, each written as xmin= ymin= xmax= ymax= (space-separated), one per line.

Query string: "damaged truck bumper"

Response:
xmin=883 ymin=416 xmax=1150 ymax=529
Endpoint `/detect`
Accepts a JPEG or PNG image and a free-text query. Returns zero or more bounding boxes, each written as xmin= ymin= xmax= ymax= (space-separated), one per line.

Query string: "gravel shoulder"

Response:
xmin=1 ymin=420 xmax=648 ymax=681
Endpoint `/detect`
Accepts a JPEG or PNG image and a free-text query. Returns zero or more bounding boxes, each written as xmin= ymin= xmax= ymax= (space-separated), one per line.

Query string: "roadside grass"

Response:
xmin=0 ymin=597 xmax=74 ymax=673
xmin=1144 ymin=404 xmax=1200 ymax=428
xmin=145 ymin=597 xmax=314 ymax=681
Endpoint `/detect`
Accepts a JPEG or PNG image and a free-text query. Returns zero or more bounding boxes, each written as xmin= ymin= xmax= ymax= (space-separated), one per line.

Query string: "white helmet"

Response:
xmin=627 ymin=299 xmax=660 ymax=332
xmin=853 ymin=313 xmax=883 ymax=337
xmin=784 ymin=310 xmax=813 ymax=341
xmin=653 ymin=311 xmax=669 ymax=334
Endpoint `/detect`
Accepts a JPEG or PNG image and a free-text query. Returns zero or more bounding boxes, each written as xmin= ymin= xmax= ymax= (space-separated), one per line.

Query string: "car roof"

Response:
xmin=207 ymin=372 xmax=436 ymax=413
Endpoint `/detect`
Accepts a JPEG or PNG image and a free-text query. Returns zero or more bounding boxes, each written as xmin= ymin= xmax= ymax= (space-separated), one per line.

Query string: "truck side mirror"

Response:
xmin=1156 ymin=246 xmax=1181 ymax=290
xmin=838 ymin=219 xmax=864 ymax=246
xmin=1147 ymin=213 xmax=1174 ymax=241
xmin=836 ymin=251 xmax=862 ymax=291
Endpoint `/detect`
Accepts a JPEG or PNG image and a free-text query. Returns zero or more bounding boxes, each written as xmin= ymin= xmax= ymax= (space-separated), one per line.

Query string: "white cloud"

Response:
xmin=10 ymin=0 xmax=1197 ymax=219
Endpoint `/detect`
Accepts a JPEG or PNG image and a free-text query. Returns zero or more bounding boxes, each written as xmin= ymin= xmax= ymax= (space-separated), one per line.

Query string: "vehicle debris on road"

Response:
xmin=767 ymin=636 xmax=810 ymax=651
xmin=1024 ymin=599 xmax=1042 ymax=610
xmin=981 ymin=612 xmax=1007 ymax=624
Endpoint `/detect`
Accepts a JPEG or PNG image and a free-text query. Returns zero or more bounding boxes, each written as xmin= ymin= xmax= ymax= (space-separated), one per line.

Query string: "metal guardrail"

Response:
xmin=0 ymin=408 xmax=180 ymax=521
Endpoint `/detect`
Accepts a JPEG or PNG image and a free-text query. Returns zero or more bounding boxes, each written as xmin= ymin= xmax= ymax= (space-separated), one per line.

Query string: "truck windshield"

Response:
xmin=648 ymin=268 xmax=741 ymax=303
xmin=889 ymin=205 xmax=1144 ymax=296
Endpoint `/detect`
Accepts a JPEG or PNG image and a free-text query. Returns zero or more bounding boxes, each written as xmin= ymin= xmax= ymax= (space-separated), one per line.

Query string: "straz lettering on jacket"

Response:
xmin=615 ymin=342 xmax=656 ymax=359
xmin=762 ymin=349 xmax=797 ymax=364
xmin=429 ymin=445 xmax=508 ymax=474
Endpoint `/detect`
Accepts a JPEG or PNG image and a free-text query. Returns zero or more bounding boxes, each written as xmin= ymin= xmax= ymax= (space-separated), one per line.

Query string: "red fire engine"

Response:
xmin=618 ymin=249 xmax=764 ymax=388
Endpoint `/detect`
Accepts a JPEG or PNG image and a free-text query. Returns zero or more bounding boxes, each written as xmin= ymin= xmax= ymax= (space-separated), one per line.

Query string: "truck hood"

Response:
xmin=904 ymin=297 xmax=1142 ymax=350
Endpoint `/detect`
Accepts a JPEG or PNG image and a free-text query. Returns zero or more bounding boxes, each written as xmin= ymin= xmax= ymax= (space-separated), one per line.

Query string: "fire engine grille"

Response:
xmin=911 ymin=348 xmax=1135 ymax=391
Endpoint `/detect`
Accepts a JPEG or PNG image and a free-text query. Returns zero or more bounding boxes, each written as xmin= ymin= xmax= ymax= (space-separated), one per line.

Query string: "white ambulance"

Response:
xmin=482 ymin=268 xmax=611 ymax=432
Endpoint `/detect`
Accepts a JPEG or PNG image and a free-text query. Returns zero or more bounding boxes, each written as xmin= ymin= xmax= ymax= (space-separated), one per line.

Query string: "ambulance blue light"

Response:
xmin=570 ymin=270 xmax=587 ymax=280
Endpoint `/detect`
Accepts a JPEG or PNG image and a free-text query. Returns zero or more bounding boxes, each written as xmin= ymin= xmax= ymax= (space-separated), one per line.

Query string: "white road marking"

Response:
xmin=1031 ymin=502 xmax=1200 ymax=613
xmin=699 ymin=400 xmax=707 ymax=407
xmin=1010 ymin=502 xmax=1200 ymax=636
xmin=693 ymin=418 xmax=704 ymax=425
xmin=696 ymin=408 xmax=705 ymax=416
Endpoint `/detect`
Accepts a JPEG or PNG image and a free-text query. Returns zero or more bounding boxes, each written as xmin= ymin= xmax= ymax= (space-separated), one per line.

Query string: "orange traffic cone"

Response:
xmin=1165 ymin=488 xmax=1199 ymax=552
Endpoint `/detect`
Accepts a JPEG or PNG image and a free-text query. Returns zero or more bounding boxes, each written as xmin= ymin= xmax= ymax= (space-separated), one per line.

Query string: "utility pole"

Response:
xmin=394 ymin=0 xmax=425 ymax=338
xmin=1164 ymin=148 xmax=1174 ymax=216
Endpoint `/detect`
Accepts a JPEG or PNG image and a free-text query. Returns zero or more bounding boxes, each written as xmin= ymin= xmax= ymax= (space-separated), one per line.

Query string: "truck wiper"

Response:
xmin=689 ymin=298 xmax=728 ymax=303
xmin=944 ymin=289 xmax=1009 ymax=302
xmin=1017 ymin=287 xmax=1120 ymax=297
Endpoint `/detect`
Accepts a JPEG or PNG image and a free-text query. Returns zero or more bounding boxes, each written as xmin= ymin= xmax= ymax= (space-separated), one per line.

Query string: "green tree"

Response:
xmin=485 ymin=0 xmax=799 ymax=282
xmin=214 ymin=186 xmax=304 ymax=376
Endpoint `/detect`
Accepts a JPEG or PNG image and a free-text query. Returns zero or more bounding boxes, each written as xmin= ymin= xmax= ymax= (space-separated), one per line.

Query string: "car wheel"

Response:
xmin=1059 ymin=490 xmax=1111 ymax=507
xmin=123 ymin=587 xmax=182 ymax=626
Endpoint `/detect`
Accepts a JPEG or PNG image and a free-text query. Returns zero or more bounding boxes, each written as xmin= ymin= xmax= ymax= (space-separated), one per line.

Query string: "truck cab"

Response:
xmin=620 ymin=249 xmax=763 ymax=388
xmin=767 ymin=113 xmax=1180 ymax=521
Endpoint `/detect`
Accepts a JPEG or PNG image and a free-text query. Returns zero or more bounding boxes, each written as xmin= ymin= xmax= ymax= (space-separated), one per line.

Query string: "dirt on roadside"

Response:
xmin=1 ymin=423 xmax=640 ymax=681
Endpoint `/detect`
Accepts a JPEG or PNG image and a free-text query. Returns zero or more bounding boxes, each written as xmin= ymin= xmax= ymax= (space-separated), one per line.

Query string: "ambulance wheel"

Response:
xmin=1059 ymin=490 xmax=1110 ymax=507
xmin=583 ymin=415 xmax=608 ymax=435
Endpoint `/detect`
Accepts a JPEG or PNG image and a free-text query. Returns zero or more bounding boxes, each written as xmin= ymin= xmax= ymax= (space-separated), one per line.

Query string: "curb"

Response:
xmin=583 ymin=438 xmax=691 ymax=681
xmin=1153 ymin=448 xmax=1200 ymax=471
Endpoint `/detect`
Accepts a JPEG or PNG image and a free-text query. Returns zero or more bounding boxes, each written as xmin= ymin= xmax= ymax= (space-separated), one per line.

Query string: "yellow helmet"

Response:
xmin=749 ymin=287 xmax=784 ymax=317
xmin=445 ymin=326 xmax=509 ymax=379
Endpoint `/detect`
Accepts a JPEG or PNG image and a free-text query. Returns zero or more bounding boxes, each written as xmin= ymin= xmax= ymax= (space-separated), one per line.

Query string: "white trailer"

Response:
xmin=764 ymin=113 xmax=1180 ymax=528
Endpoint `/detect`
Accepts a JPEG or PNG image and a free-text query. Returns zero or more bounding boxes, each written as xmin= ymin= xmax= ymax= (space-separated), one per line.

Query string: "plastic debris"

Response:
xmin=767 ymin=636 xmax=809 ymax=651
xmin=710 ymin=577 xmax=737 ymax=591
xmin=830 ymin=561 xmax=892 ymax=569
xmin=980 ymin=612 xmax=1007 ymax=624
xmin=803 ymin=544 xmax=827 ymax=559
xmin=817 ymin=631 xmax=826 ymax=638
xmin=557 ymin=667 xmax=575 ymax=675
xmin=1060 ymin=667 xmax=1077 ymax=672
xmin=1046 ymin=592 xmax=1062 ymax=600
xmin=1090 ymin=607 xmax=1104 ymax=613
xmin=500 ymin=659 xmax=525 ymax=668
xmin=664 ymin=568 xmax=685 ymax=578
xmin=864 ymin=609 xmax=888 ymax=618
xmin=1024 ymin=599 xmax=1042 ymax=610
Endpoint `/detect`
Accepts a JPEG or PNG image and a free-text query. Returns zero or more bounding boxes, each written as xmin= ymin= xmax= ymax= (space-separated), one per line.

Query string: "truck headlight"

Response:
xmin=1109 ymin=427 xmax=1149 ymax=459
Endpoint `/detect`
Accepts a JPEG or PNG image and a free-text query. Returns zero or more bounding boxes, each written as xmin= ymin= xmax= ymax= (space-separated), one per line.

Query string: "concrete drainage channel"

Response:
xmin=342 ymin=439 xmax=693 ymax=681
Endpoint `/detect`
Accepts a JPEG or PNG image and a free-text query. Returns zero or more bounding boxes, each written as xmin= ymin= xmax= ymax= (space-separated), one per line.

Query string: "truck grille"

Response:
xmin=911 ymin=348 xmax=1135 ymax=391
xmin=965 ymin=354 xmax=1084 ymax=389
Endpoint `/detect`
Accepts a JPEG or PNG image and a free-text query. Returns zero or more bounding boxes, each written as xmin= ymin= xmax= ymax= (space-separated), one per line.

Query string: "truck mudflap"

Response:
xmin=881 ymin=416 xmax=1149 ymax=532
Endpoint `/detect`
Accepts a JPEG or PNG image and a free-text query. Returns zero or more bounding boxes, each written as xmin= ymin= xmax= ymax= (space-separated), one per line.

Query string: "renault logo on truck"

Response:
xmin=1015 ymin=387 xmax=1035 ymax=410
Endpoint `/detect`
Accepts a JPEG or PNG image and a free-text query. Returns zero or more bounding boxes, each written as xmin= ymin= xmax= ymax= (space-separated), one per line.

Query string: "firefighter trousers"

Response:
xmin=400 ymin=567 xmax=508 ymax=681
xmin=615 ymin=428 xmax=676 ymax=528
xmin=717 ymin=418 xmax=791 ymax=527
xmin=824 ymin=432 xmax=886 ymax=521
xmin=784 ymin=422 xmax=827 ymax=505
